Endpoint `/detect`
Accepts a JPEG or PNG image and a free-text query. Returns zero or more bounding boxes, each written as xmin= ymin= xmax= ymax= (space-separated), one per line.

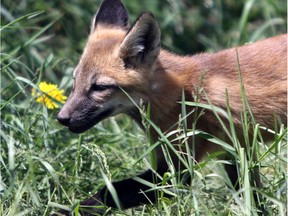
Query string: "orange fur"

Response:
xmin=149 ymin=35 xmax=287 ymax=160
xmin=152 ymin=34 xmax=287 ymax=133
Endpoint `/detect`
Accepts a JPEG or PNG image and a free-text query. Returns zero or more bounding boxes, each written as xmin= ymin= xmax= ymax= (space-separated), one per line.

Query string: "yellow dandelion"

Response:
xmin=32 ymin=81 xmax=67 ymax=109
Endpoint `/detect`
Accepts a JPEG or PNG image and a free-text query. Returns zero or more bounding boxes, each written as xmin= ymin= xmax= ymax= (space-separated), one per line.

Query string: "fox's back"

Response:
xmin=188 ymin=34 xmax=287 ymax=128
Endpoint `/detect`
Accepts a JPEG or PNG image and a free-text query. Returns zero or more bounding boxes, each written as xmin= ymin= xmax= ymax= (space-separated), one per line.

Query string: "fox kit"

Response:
xmin=57 ymin=0 xmax=287 ymax=214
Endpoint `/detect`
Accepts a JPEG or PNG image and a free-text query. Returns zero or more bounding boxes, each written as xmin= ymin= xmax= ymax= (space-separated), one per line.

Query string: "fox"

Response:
xmin=56 ymin=0 xmax=287 ymax=215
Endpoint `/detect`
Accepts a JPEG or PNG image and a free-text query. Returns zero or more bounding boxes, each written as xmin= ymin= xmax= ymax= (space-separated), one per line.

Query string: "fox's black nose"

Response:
xmin=57 ymin=113 xmax=70 ymax=127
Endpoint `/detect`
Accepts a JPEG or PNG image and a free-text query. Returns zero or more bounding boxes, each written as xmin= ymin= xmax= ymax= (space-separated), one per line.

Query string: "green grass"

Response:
xmin=1 ymin=0 xmax=287 ymax=215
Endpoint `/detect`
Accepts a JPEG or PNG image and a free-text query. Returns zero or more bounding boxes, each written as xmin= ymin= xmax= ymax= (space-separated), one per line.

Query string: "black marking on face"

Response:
xmin=68 ymin=107 xmax=115 ymax=134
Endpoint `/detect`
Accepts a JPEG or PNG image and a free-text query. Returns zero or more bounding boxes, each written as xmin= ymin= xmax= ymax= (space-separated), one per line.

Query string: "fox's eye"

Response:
xmin=91 ymin=84 xmax=108 ymax=91
xmin=91 ymin=84 xmax=118 ymax=91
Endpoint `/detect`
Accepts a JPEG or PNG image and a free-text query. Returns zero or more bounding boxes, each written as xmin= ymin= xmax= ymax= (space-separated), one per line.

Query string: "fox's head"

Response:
xmin=57 ymin=0 xmax=161 ymax=133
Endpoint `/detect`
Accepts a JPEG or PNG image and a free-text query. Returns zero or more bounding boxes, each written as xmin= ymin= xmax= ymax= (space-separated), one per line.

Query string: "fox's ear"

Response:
xmin=119 ymin=13 xmax=161 ymax=67
xmin=92 ymin=0 xmax=128 ymax=31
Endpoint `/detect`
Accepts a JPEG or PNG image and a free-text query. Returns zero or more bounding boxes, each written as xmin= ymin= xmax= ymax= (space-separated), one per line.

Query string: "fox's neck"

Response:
xmin=147 ymin=50 xmax=201 ymax=136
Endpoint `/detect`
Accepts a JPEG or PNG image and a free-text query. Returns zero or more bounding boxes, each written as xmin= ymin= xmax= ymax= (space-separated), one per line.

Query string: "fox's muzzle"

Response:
xmin=57 ymin=94 xmax=115 ymax=134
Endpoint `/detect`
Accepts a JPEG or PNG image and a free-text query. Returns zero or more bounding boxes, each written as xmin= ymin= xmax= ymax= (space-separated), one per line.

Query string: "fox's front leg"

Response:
xmin=74 ymin=170 xmax=160 ymax=215
xmin=53 ymin=170 xmax=159 ymax=215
